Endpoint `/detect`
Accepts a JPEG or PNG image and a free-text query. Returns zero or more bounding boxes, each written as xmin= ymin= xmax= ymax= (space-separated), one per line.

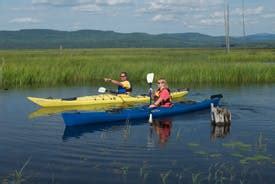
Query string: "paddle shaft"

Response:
xmin=149 ymin=83 xmax=153 ymax=105
xmin=148 ymin=83 xmax=153 ymax=123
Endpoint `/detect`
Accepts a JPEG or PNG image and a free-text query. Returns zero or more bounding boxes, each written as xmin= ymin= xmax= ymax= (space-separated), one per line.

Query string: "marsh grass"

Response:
xmin=160 ymin=170 xmax=171 ymax=184
xmin=3 ymin=157 xmax=32 ymax=184
xmin=0 ymin=48 xmax=275 ymax=88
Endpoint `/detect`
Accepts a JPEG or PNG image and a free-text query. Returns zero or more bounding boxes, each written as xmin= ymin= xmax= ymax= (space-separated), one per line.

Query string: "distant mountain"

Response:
xmin=244 ymin=33 xmax=275 ymax=41
xmin=0 ymin=29 xmax=274 ymax=49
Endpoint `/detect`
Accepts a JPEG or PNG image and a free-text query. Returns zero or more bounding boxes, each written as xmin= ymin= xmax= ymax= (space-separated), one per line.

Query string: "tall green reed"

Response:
xmin=0 ymin=48 xmax=274 ymax=88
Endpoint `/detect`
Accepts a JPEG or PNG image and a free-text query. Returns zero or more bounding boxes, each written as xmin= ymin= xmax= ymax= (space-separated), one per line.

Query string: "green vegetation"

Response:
xmin=240 ymin=154 xmax=272 ymax=165
xmin=222 ymin=141 xmax=252 ymax=151
xmin=1 ymin=48 xmax=275 ymax=88
xmin=2 ymin=157 xmax=32 ymax=184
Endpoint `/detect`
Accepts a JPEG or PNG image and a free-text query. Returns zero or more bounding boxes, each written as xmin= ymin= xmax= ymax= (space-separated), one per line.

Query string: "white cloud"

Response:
xmin=210 ymin=11 xmax=224 ymax=18
xmin=138 ymin=0 xmax=222 ymax=17
xmin=10 ymin=17 xmax=40 ymax=23
xmin=11 ymin=7 xmax=36 ymax=11
xmin=199 ymin=18 xmax=224 ymax=26
xmin=261 ymin=13 xmax=275 ymax=19
xmin=233 ymin=6 xmax=264 ymax=16
xmin=96 ymin=0 xmax=131 ymax=6
xmin=32 ymin=0 xmax=77 ymax=6
xmin=149 ymin=0 xmax=222 ymax=7
xmin=72 ymin=4 xmax=101 ymax=12
xmin=152 ymin=14 xmax=177 ymax=22
xmin=32 ymin=0 xmax=132 ymax=7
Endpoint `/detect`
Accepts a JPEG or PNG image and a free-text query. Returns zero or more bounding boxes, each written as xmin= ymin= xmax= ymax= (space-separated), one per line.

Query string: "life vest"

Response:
xmin=154 ymin=88 xmax=172 ymax=107
xmin=117 ymin=81 xmax=132 ymax=94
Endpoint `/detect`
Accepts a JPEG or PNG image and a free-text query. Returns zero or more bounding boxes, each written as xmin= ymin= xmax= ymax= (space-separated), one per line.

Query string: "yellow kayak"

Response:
xmin=27 ymin=89 xmax=188 ymax=108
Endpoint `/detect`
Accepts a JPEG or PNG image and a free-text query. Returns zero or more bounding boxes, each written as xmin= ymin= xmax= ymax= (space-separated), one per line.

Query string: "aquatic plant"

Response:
xmin=120 ymin=166 xmax=129 ymax=176
xmin=240 ymin=154 xmax=272 ymax=165
xmin=139 ymin=166 xmax=149 ymax=183
xmin=4 ymin=157 xmax=32 ymax=184
xmin=122 ymin=121 xmax=131 ymax=141
xmin=194 ymin=151 xmax=208 ymax=157
xmin=255 ymin=132 xmax=267 ymax=152
xmin=160 ymin=170 xmax=171 ymax=184
xmin=231 ymin=152 xmax=244 ymax=158
xmin=188 ymin=143 xmax=200 ymax=148
xmin=192 ymin=172 xmax=203 ymax=184
xmin=207 ymin=163 xmax=235 ymax=183
xmin=176 ymin=128 xmax=181 ymax=141
xmin=209 ymin=153 xmax=222 ymax=158
xmin=222 ymin=141 xmax=252 ymax=151
xmin=175 ymin=172 xmax=184 ymax=184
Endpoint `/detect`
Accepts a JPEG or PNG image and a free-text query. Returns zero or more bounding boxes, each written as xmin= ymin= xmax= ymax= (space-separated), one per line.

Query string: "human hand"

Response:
xmin=104 ymin=78 xmax=112 ymax=82
xmin=149 ymin=104 xmax=157 ymax=108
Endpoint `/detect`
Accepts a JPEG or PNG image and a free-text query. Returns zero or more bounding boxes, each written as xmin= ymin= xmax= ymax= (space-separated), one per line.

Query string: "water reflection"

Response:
xmin=62 ymin=121 xmax=145 ymax=141
xmin=148 ymin=118 xmax=173 ymax=147
xmin=29 ymin=104 xmax=134 ymax=118
xmin=63 ymin=118 xmax=174 ymax=148
xmin=210 ymin=124 xmax=231 ymax=141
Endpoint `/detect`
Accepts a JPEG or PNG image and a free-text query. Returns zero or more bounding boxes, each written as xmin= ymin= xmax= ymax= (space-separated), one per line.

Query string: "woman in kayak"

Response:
xmin=149 ymin=78 xmax=172 ymax=108
xmin=104 ymin=72 xmax=132 ymax=94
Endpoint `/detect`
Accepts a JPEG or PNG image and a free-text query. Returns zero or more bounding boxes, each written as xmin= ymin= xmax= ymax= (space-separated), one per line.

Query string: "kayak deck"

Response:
xmin=28 ymin=90 xmax=188 ymax=107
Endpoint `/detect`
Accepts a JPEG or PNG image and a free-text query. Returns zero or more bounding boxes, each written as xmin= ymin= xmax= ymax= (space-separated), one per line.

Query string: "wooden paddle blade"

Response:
xmin=98 ymin=87 xmax=107 ymax=93
xmin=147 ymin=73 xmax=154 ymax=83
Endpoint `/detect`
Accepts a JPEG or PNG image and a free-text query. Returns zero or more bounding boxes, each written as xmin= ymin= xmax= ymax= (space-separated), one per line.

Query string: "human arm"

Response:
xmin=104 ymin=78 xmax=124 ymax=87
xmin=149 ymin=97 xmax=164 ymax=108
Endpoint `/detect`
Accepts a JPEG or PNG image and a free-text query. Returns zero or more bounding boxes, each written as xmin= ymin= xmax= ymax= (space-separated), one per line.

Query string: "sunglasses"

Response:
xmin=157 ymin=81 xmax=164 ymax=84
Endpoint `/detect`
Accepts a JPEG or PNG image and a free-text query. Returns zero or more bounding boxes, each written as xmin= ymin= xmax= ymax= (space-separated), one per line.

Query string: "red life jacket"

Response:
xmin=154 ymin=88 xmax=172 ymax=107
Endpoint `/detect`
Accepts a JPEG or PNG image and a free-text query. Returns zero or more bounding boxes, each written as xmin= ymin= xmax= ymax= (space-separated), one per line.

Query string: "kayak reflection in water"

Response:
xmin=149 ymin=78 xmax=173 ymax=108
xmin=151 ymin=118 xmax=172 ymax=146
xmin=104 ymin=72 xmax=132 ymax=95
xmin=210 ymin=124 xmax=231 ymax=141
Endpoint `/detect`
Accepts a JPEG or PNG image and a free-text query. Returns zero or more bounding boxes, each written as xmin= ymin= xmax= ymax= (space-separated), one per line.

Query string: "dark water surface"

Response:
xmin=1 ymin=84 xmax=275 ymax=184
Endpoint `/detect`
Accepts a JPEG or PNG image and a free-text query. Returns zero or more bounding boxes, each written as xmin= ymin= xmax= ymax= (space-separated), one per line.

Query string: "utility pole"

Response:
xmin=224 ymin=0 xmax=230 ymax=53
xmin=242 ymin=0 xmax=246 ymax=48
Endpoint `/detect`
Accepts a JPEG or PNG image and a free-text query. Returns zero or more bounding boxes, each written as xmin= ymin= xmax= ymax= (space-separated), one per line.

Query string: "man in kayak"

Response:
xmin=104 ymin=72 xmax=132 ymax=94
xmin=149 ymin=78 xmax=172 ymax=108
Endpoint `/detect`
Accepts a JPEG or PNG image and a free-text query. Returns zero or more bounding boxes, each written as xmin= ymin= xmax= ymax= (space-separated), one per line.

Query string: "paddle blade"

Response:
xmin=147 ymin=73 xmax=154 ymax=83
xmin=149 ymin=113 xmax=153 ymax=123
xmin=98 ymin=87 xmax=107 ymax=93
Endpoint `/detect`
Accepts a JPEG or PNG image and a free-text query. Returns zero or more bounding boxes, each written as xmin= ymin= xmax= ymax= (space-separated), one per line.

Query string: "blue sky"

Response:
xmin=0 ymin=0 xmax=274 ymax=35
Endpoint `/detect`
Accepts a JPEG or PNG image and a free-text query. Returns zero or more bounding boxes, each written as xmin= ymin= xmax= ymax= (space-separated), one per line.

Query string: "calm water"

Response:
xmin=0 ymin=84 xmax=275 ymax=184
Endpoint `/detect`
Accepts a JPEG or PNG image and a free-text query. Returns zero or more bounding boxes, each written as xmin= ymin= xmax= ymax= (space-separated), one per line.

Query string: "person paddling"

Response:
xmin=149 ymin=78 xmax=172 ymax=108
xmin=104 ymin=72 xmax=132 ymax=95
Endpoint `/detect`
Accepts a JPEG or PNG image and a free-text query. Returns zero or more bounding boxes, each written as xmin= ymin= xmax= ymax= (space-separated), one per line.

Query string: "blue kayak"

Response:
xmin=62 ymin=94 xmax=223 ymax=126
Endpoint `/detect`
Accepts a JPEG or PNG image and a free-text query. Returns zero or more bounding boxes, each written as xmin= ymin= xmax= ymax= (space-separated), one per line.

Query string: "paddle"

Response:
xmin=98 ymin=87 xmax=116 ymax=94
xmin=147 ymin=73 xmax=154 ymax=123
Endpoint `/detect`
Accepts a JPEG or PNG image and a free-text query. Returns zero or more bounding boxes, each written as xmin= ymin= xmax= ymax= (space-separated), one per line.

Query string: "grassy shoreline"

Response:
xmin=1 ymin=48 xmax=275 ymax=88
